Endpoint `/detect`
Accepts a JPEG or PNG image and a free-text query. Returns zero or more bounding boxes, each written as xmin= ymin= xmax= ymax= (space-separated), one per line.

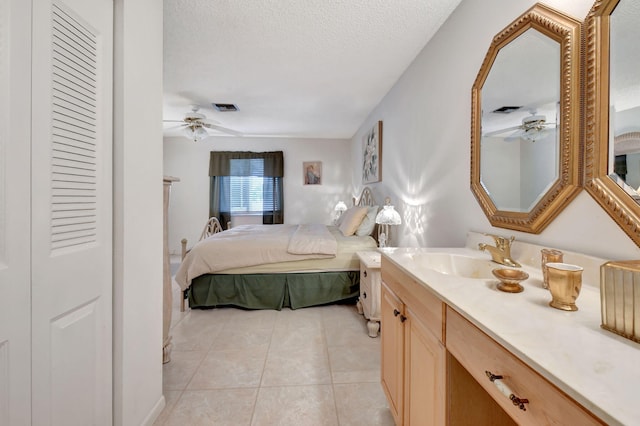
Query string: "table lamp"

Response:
xmin=375 ymin=198 xmax=401 ymax=247
xmin=334 ymin=201 xmax=348 ymax=224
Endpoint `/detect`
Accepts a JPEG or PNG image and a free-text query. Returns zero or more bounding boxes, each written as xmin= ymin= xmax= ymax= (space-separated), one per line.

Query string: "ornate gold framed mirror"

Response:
xmin=584 ymin=0 xmax=640 ymax=246
xmin=470 ymin=4 xmax=581 ymax=233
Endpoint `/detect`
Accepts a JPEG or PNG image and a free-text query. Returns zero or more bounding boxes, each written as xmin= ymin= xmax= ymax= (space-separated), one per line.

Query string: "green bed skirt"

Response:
xmin=187 ymin=271 xmax=360 ymax=310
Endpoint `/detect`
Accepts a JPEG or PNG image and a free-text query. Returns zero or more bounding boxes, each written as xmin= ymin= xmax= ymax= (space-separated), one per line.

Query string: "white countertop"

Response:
xmin=381 ymin=237 xmax=640 ymax=426
xmin=356 ymin=250 xmax=381 ymax=269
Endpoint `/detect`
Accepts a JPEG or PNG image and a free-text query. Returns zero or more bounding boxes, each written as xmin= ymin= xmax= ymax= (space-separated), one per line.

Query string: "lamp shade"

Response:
xmin=184 ymin=125 xmax=208 ymax=142
xmin=375 ymin=204 xmax=401 ymax=226
xmin=334 ymin=201 xmax=347 ymax=212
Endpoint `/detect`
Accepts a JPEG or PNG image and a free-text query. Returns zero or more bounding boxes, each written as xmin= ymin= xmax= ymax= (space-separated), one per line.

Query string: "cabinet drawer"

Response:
xmin=360 ymin=264 xmax=373 ymax=287
xmin=360 ymin=271 xmax=373 ymax=319
xmin=446 ymin=307 xmax=601 ymax=425
xmin=381 ymin=256 xmax=443 ymax=342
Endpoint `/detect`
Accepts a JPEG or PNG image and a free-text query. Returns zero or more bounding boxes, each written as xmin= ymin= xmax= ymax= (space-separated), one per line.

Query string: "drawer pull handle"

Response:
xmin=485 ymin=371 xmax=529 ymax=411
xmin=393 ymin=309 xmax=400 ymax=317
xmin=400 ymin=314 xmax=407 ymax=323
xmin=363 ymin=270 xmax=368 ymax=278
xmin=363 ymin=292 xmax=367 ymax=299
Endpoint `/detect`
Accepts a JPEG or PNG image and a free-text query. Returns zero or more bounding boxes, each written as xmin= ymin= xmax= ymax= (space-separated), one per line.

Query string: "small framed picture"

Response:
xmin=363 ymin=121 xmax=382 ymax=184
xmin=303 ymin=161 xmax=322 ymax=185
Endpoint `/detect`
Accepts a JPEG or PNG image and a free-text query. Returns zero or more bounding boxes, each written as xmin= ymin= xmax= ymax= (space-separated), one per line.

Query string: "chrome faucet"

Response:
xmin=478 ymin=233 xmax=521 ymax=268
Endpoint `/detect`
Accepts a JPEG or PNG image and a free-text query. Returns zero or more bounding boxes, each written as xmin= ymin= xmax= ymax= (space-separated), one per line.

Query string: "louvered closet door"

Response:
xmin=0 ymin=1 xmax=32 ymax=424
xmin=31 ymin=0 xmax=113 ymax=424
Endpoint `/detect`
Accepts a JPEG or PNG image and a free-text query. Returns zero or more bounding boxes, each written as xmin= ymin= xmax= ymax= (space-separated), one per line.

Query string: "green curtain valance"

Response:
xmin=209 ymin=151 xmax=284 ymax=177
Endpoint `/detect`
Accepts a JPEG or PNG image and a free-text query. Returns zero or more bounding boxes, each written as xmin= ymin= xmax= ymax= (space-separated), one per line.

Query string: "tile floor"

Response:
xmin=154 ymin=273 xmax=394 ymax=426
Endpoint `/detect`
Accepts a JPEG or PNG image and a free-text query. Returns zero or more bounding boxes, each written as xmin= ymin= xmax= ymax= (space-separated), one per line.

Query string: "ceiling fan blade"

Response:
xmin=202 ymin=123 xmax=244 ymax=136
xmin=163 ymin=123 xmax=188 ymax=131
xmin=483 ymin=125 xmax=521 ymax=138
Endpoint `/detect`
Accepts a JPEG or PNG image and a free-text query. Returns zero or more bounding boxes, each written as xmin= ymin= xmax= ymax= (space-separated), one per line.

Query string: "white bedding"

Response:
xmin=175 ymin=224 xmax=375 ymax=291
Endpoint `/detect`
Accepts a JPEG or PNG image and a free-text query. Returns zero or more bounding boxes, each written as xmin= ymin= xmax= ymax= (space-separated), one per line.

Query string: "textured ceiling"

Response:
xmin=163 ymin=0 xmax=462 ymax=139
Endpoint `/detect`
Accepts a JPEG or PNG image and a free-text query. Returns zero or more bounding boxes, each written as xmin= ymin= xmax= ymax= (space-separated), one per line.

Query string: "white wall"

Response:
xmin=350 ymin=0 xmax=640 ymax=260
xmin=113 ymin=0 xmax=165 ymax=424
xmin=164 ymin=136 xmax=352 ymax=254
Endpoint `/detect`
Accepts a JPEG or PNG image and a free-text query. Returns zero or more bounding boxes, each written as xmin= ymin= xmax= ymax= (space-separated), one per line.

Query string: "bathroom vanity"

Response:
xmin=380 ymin=232 xmax=639 ymax=425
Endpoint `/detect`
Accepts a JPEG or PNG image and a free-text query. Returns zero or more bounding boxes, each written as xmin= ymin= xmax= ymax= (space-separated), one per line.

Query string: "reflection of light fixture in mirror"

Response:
xmin=519 ymin=115 xmax=553 ymax=142
xmin=184 ymin=124 xmax=208 ymax=142
xmin=486 ymin=112 xmax=556 ymax=143
xmin=375 ymin=198 xmax=401 ymax=247
xmin=333 ymin=201 xmax=347 ymax=224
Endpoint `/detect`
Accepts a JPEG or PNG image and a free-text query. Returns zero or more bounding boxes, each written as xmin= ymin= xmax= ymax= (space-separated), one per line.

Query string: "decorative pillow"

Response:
xmin=356 ymin=205 xmax=379 ymax=236
xmin=338 ymin=206 xmax=369 ymax=236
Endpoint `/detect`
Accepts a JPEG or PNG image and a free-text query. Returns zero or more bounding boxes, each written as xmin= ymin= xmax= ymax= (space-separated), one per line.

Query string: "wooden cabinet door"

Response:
xmin=381 ymin=283 xmax=405 ymax=425
xmin=404 ymin=306 xmax=445 ymax=426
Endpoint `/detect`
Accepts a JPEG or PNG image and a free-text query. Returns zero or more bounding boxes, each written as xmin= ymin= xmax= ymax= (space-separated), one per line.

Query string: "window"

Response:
xmin=209 ymin=151 xmax=284 ymax=226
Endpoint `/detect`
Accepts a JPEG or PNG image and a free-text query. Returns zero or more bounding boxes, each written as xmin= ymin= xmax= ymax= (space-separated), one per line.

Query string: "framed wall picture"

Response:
xmin=363 ymin=121 xmax=382 ymax=184
xmin=303 ymin=161 xmax=322 ymax=185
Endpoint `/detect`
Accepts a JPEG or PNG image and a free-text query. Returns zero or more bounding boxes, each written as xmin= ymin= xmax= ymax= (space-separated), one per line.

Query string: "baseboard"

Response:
xmin=140 ymin=394 xmax=166 ymax=426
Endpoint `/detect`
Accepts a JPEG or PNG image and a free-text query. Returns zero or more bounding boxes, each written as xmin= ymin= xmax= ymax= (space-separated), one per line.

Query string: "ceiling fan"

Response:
xmin=483 ymin=110 xmax=556 ymax=143
xmin=163 ymin=105 xmax=243 ymax=141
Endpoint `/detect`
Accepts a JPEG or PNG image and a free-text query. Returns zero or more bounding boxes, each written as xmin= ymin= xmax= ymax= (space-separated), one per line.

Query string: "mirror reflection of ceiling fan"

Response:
xmin=163 ymin=105 xmax=243 ymax=141
xmin=484 ymin=110 xmax=557 ymax=143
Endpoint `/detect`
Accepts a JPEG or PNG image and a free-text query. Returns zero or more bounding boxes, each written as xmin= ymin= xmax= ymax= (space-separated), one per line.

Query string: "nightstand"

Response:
xmin=356 ymin=251 xmax=382 ymax=337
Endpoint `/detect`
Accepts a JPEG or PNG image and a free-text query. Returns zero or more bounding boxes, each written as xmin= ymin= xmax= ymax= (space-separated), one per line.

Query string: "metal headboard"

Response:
xmin=353 ymin=186 xmax=376 ymax=207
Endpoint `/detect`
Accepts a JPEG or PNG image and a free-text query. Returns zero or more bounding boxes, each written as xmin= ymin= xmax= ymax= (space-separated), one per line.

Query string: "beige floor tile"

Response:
xmin=333 ymin=383 xmax=395 ymax=426
xmin=162 ymin=350 xmax=207 ymax=391
xmin=321 ymin=304 xmax=363 ymax=327
xmin=211 ymin=327 xmax=273 ymax=351
xmin=329 ymin=341 xmax=380 ymax=384
xmin=270 ymin=325 xmax=325 ymax=351
xmin=261 ymin=347 xmax=331 ymax=386
xmin=331 ymin=369 xmax=381 ymax=384
xmin=324 ymin=321 xmax=375 ymax=347
xmin=169 ymin=313 xmax=225 ymax=352
xmin=328 ymin=340 xmax=380 ymax=372
xmin=188 ymin=348 xmax=268 ymax=390
xmin=152 ymin=390 xmax=182 ymax=426
xmin=160 ymin=298 xmax=393 ymax=425
xmin=274 ymin=307 xmax=325 ymax=330
xmin=224 ymin=308 xmax=279 ymax=330
xmin=164 ymin=388 xmax=258 ymax=426
xmin=252 ymin=385 xmax=338 ymax=426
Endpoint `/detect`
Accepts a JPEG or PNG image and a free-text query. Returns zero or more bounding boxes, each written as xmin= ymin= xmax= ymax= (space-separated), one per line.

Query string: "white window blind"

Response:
xmin=229 ymin=159 xmax=279 ymax=213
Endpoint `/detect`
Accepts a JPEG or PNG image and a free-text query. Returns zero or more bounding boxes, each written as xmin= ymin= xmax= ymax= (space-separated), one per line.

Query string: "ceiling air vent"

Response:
xmin=212 ymin=103 xmax=239 ymax=112
xmin=492 ymin=106 xmax=522 ymax=114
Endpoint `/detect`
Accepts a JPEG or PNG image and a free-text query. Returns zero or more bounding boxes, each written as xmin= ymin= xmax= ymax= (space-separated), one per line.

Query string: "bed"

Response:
xmin=175 ymin=187 xmax=379 ymax=311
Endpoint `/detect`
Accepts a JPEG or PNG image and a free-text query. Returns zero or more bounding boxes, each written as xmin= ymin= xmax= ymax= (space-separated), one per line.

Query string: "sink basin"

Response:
xmin=410 ymin=252 xmax=498 ymax=279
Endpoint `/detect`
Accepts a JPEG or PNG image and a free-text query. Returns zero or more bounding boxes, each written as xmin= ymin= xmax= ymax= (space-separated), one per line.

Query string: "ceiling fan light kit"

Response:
xmin=184 ymin=124 xmax=208 ymax=142
xmin=483 ymin=109 xmax=556 ymax=143
xmin=163 ymin=104 xmax=243 ymax=140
